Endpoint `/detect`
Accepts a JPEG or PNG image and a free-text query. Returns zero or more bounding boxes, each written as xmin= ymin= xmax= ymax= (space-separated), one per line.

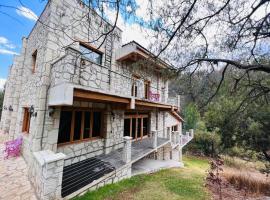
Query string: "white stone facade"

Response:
xmin=0 ymin=0 xmax=184 ymax=199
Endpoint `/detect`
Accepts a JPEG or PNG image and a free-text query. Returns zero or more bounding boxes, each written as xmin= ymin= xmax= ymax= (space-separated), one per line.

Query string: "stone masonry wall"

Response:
xmin=51 ymin=48 xmax=110 ymax=92
xmin=45 ymin=101 xmax=125 ymax=166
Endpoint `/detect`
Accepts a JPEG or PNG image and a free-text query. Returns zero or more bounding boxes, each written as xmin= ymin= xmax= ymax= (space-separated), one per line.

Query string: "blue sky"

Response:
xmin=0 ymin=0 xmax=47 ymax=81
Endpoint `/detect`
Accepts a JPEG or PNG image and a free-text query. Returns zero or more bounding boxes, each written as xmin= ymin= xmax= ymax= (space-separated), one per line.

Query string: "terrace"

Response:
xmin=48 ymin=47 xmax=180 ymax=110
xmin=61 ymin=129 xmax=184 ymax=198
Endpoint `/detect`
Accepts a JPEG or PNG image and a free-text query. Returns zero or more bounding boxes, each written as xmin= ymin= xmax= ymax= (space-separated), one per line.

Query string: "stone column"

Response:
xmin=151 ymin=130 xmax=157 ymax=149
xmin=179 ymin=146 xmax=183 ymax=162
xmin=178 ymin=131 xmax=181 ymax=144
xmin=122 ymin=136 xmax=132 ymax=163
xmin=167 ymin=127 xmax=172 ymax=141
xmin=189 ymin=129 xmax=194 ymax=138
xmin=32 ymin=150 xmax=66 ymax=200
xmin=177 ymin=95 xmax=181 ymax=110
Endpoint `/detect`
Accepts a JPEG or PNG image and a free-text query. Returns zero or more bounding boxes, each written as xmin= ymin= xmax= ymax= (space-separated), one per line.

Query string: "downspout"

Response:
xmin=40 ymin=64 xmax=52 ymax=150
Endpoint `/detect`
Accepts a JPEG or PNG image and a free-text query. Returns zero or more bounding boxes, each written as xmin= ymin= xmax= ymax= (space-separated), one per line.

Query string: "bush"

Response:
xmin=187 ymin=128 xmax=221 ymax=157
xmin=224 ymin=146 xmax=259 ymax=161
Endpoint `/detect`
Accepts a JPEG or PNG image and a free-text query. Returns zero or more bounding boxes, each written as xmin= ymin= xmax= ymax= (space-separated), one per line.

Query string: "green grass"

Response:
xmin=74 ymin=156 xmax=210 ymax=200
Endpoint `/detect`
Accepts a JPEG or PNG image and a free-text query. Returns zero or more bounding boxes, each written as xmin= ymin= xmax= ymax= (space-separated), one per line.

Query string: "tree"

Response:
xmin=183 ymin=103 xmax=200 ymax=130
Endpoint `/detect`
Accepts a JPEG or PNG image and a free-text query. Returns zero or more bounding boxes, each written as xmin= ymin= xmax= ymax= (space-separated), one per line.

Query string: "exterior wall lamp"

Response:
xmin=111 ymin=111 xmax=115 ymax=121
xmin=48 ymin=107 xmax=55 ymax=117
xmin=29 ymin=105 xmax=37 ymax=117
xmin=8 ymin=105 xmax=13 ymax=111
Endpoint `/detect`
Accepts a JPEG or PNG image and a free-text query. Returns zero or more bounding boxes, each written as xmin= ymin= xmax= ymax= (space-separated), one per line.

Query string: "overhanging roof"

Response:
xmin=115 ymin=41 xmax=175 ymax=70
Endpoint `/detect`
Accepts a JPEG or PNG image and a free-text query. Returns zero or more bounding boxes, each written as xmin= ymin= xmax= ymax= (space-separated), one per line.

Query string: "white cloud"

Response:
xmin=0 ymin=37 xmax=8 ymax=45
xmin=0 ymin=36 xmax=16 ymax=50
xmin=0 ymin=78 xmax=6 ymax=91
xmin=104 ymin=5 xmax=155 ymax=48
xmin=0 ymin=49 xmax=18 ymax=55
xmin=16 ymin=6 xmax=38 ymax=21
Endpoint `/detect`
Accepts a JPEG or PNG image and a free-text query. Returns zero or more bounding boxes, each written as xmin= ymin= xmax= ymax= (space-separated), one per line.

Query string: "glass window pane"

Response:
xmin=80 ymin=45 xmax=102 ymax=65
xmin=137 ymin=118 xmax=142 ymax=138
xmin=73 ymin=111 xmax=82 ymax=141
xmin=58 ymin=111 xmax=72 ymax=144
xmin=92 ymin=112 xmax=101 ymax=137
xmin=124 ymin=118 xmax=130 ymax=137
xmin=143 ymin=118 xmax=148 ymax=136
xmin=84 ymin=112 xmax=91 ymax=139
xmin=132 ymin=118 xmax=136 ymax=139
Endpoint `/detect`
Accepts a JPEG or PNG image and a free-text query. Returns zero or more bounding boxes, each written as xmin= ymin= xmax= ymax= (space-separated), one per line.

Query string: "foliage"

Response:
xmin=183 ymin=103 xmax=200 ymax=130
xmin=187 ymin=124 xmax=221 ymax=157
xmin=224 ymin=146 xmax=259 ymax=161
xmin=74 ymin=156 xmax=210 ymax=200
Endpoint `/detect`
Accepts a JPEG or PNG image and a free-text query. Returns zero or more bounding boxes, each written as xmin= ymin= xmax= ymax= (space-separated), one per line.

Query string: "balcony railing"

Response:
xmin=51 ymin=47 xmax=179 ymax=106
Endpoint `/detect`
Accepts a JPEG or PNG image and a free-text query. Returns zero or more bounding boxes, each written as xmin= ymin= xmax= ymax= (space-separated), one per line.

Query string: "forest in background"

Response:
xmin=170 ymin=66 xmax=269 ymax=173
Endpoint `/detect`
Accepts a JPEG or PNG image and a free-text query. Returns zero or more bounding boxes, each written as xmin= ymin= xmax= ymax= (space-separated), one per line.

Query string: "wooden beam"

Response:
xmin=74 ymin=89 xmax=130 ymax=104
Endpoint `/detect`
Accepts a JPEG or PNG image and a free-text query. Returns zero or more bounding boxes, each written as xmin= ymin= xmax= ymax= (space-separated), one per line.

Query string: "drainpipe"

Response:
xmin=40 ymin=64 xmax=52 ymax=150
xmin=40 ymin=85 xmax=50 ymax=150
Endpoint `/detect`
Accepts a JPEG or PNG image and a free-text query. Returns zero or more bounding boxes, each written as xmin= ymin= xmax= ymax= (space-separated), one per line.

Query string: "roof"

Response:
xmin=119 ymin=40 xmax=175 ymax=70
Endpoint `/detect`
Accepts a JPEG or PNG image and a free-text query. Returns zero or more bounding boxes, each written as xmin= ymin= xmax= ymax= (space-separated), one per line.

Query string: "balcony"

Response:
xmin=49 ymin=47 xmax=179 ymax=109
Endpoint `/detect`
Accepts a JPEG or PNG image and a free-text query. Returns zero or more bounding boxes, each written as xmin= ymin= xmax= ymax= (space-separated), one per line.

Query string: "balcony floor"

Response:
xmin=98 ymin=137 xmax=170 ymax=169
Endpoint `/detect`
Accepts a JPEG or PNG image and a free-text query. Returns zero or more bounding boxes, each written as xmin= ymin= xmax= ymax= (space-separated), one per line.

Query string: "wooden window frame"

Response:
xmin=131 ymin=75 xmax=140 ymax=97
xmin=124 ymin=113 xmax=149 ymax=141
xmin=144 ymin=80 xmax=150 ymax=99
xmin=172 ymin=124 xmax=178 ymax=132
xmin=57 ymin=107 xmax=104 ymax=146
xmin=22 ymin=107 xmax=30 ymax=133
xmin=32 ymin=50 xmax=37 ymax=73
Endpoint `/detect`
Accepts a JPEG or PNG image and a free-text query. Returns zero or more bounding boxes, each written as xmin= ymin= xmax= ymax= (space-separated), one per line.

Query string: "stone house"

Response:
xmin=0 ymin=0 xmax=193 ymax=199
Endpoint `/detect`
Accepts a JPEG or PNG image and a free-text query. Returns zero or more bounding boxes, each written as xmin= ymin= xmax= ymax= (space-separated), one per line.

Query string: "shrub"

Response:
xmin=187 ymin=129 xmax=221 ymax=157
xmin=225 ymin=146 xmax=259 ymax=161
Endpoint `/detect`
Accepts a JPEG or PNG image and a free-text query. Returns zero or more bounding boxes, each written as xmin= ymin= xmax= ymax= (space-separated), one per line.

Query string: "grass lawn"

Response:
xmin=73 ymin=156 xmax=210 ymax=200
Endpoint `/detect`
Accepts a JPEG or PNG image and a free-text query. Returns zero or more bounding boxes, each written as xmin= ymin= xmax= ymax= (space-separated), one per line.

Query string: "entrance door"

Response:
xmin=124 ymin=113 xmax=149 ymax=140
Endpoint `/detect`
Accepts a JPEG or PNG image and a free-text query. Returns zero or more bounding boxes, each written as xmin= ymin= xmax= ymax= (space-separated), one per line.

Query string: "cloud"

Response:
xmin=0 ymin=49 xmax=18 ymax=55
xmin=0 ymin=36 xmax=16 ymax=50
xmin=104 ymin=5 xmax=155 ymax=48
xmin=16 ymin=6 xmax=38 ymax=21
xmin=0 ymin=78 xmax=6 ymax=91
xmin=0 ymin=37 xmax=8 ymax=45
xmin=0 ymin=36 xmax=18 ymax=55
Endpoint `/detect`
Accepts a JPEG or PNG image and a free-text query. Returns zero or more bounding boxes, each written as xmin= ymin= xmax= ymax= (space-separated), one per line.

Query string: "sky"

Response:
xmin=0 ymin=0 xmax=154 ymax=90
xmin=0 ymin=0 xmax=47 ymax=89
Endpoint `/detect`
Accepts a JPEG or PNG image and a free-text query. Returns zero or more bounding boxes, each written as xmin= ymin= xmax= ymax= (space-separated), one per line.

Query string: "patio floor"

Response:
xmin=132 ymin=158 xmax=183 ymax=175
xmin=0 ymin=132 xmax=37 ymax=200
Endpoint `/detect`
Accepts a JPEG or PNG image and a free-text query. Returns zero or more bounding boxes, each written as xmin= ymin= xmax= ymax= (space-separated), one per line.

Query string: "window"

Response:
xmin=144 ymin=81 xmax=150 ymax=99
xmin=32 ymin=50 xmax=37 ymax=73
xmin=172 ymin=125 xmax=178 ymax=132
xmin=22 ymin=108 xmax=30 ymax=133
xmin=124 ymin=113 xmax=149 ymax=140
xmin=131 ymin=75 xmax=139 ymax=97
xmin=80 ymin=43 xmax=102 ymax=65
xmin=57 ymin=109 xmax=103 ymax=145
